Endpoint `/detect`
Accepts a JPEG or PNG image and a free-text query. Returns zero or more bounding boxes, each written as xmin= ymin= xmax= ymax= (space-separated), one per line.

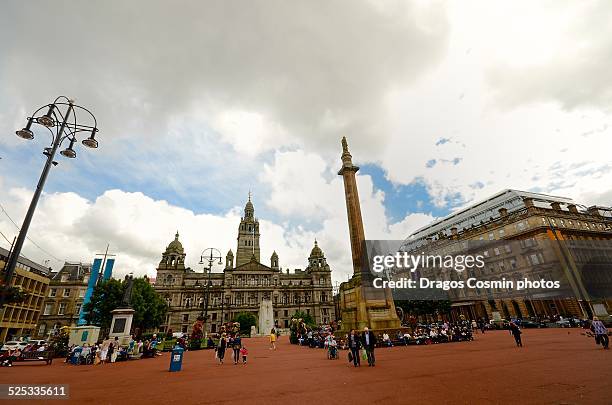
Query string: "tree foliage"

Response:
xmin=83 ymin=279 xmax=123 ymax=328
xmin=83 ymin=277 xmax=167 ymax=332
xmin=233 ymin=312 xmax=257 ymax=334
xmin=292 ymin=310 xmax=316 ymax=328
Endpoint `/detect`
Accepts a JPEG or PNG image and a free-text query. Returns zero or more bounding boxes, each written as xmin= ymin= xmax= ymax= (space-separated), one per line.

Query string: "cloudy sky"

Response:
xmin=1 ymin=1 xmax=611 ymax=284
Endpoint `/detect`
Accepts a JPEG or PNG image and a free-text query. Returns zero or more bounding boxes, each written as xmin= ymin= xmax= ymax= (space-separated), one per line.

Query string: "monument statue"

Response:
xmin=121 ymin=274 xmax=135 ymax=308
xmin=258 ymin=299 xmax=274 ymax=336
xmin=337 ymin=136 xmax=401 ymax=332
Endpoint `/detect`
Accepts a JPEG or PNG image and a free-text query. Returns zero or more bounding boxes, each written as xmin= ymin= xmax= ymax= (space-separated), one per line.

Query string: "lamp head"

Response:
xmin=37 ymin=105 xmax=56 ymax=127
xmin=60 ymin=138 xmax=77 ymax=159
xmin=82 ymin=128 xmax=99 ymax=149
xmin=16 ymin=118 xmax=34 ymax=140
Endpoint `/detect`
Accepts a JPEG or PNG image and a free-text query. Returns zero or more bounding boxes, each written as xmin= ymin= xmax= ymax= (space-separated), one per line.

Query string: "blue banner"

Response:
xmin=77 ymin=258 xmax=102 ymax=326
xmin=103 ymin=258 xmax=115 ymax=281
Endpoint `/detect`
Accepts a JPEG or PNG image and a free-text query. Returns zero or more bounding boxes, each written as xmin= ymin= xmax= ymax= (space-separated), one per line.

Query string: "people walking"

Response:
xmin=270 ymin=328 xmax=277 ymax=350
xmin=509 ymin=322 xmax=523 ymax=347
xmin=590 ymin=316 xmax=609 ymax=350
xmin=361 ymin=327 xmax=377 ymax=366
xmin=348 ymin=329 xmax=361 ymax=367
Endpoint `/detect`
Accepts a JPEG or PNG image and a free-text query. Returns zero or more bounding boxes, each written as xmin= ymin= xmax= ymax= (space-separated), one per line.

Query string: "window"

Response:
xmin=504 ymin=245 xmax=512 ymax=254
xmin=58 ymin=302 xmax=66 ymax=315
xmin=38 ymin=324 xmax=46 ymax=336
xmin=498 ymin=229 xmax=505 ymax=237
xmin=79 ymin=289 xmax=85 ymax=298
xmin=49 ymin=288 xmax=57 ymax=297
xmin=319 ymin=277 xmax=325 ymax=285
xmin=488 ymin=233 xmax=494 ymax=240
xmin=43 ymin=303 xmax=53 ymax=315
xmin=494 ymin=248 xmax=500 ymax=256
xmin=83 ymin=275 xmax=89 ymax=283
xmin=60 ymin=274 xmax=68 ymax=282
xmin=182 ymin=314 xmax=189 ymax=322
xmin=75 ymin=303 xmax=82 ymax=314
xmin=63 ymin=289 xmax=71 ymax=297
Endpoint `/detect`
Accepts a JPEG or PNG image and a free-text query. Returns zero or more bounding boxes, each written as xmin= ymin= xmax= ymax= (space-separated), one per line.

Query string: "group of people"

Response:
xmin=0 ymin=342 xmax=50 ymax=367
xmin=214 ymin=332 xmax=249 ymax=365
xmin=385 ymin=322 xmax=474 ymax=346
xmin=67 ymin=334 xmax=162 ymax=365
xmin=346 ymin=327 xmax=377 ymax=367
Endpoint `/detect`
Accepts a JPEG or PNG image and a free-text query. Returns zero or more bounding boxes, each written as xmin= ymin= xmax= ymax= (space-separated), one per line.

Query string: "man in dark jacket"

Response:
xmin=361 ymin=327 xmax=377 ymax=366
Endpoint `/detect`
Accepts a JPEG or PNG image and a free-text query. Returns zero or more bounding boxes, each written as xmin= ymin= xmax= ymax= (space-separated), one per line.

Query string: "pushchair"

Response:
xmin=327 ymin=344 xmax=339 ymax=360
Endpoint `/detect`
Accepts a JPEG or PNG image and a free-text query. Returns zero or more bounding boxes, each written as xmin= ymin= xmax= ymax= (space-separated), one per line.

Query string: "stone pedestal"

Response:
xmin=258 ymin=299 xmax=274 ymax=336
xmin=109 ymin=307 xmax=135 ymax=345
xmin=68 ymin=325 xmax=100 ymax=347
xmin=338 ymin=273 xmax=401 ymax=333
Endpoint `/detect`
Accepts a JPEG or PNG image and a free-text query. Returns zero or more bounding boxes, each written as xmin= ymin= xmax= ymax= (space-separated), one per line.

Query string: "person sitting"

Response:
xmin=382 ymin=333 xmax=392 ymax=347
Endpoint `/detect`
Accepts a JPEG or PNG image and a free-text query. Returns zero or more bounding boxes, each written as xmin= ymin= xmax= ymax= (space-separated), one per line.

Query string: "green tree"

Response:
xmin=83 ymin=277 xmax=167 ymax=332
xmin=83 ymin=279 xmax=123 ymax=328
xmin=233 ymin=312 xmax=257 ymax=335
xmin=292 ymin=311 xmax=316 ymax=328
xmin=129 ymin=278 xmax=167 ymax=331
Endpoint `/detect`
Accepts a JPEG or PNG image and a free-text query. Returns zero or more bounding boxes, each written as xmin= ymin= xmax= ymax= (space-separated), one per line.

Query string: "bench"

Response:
xmin=17 ymin=351 xmax=53 ymax=365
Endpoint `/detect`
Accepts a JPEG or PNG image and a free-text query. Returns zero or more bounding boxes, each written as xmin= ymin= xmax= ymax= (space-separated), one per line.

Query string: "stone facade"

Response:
xmin=0 ymin=247 xmax=50 ymax=341
xmin=38 ymin=262 xmax=92 ymax=337
xmin=398 ymin=189 xmax=612 ymax=321
xmin=154 ymin=199 xmax=335 ymax=334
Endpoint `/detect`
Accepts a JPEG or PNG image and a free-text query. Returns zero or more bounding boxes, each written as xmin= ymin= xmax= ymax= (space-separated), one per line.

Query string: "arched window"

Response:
xmin=319 ymin=277 xmax=325 ymax=285
xmin=165 ymin=274 xmax=174 ymax=285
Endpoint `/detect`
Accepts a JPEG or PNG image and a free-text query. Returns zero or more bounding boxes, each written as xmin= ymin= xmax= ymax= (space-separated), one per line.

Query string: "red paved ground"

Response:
xmin=2 ymin=329 xmax=611 ymax=404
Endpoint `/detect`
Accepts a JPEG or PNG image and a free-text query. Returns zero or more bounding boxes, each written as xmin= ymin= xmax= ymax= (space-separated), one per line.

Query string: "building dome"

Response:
xmin=310 ymin=240 xmax=324 ymax=258
xmin=166 ymin=231 xmax=184 ymax=253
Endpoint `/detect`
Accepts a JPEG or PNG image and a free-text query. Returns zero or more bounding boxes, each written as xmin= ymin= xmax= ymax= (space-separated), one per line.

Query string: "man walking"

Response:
xmin=348 ymin=329 xmax=361 ymax=367
xmin=509 ymin=322 xmax=523 ymax=347
xmin=361 ymin=327 xmax=377 ymax=367
xmin=591 ymin=316 xmax=609 ymax=350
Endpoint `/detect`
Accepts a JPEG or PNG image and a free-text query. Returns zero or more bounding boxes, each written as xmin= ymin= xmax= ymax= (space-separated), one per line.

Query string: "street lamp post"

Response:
xmin=199 ymin=248 xmax=223 ymax=332
xmin=2 ymin=96 xmax=99 ymax=289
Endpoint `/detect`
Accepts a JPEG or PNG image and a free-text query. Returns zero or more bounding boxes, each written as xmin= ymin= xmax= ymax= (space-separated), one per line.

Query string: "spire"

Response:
xmin=245 ymin=192 xmax=254 ymax=218
xmin=175 ymin=230 xmax=179 ymax=240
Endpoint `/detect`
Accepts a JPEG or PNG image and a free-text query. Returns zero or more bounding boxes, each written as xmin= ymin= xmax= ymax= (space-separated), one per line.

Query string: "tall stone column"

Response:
xmin=337 ymin=136 xmax=366 ymax=276
xmin=336 ymin=137 xmax=401 ymax=332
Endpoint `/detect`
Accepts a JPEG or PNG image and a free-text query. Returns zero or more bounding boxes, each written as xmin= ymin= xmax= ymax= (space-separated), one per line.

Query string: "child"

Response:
xmin=240 ymin=346 xmax=248 ymax=364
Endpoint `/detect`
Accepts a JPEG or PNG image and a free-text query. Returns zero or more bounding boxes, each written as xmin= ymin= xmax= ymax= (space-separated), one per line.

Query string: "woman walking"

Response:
xmin=232 ymin=334 xmax=242 ymax=364
xmin=217 ymin=333 xmax=227 ymax=364
xmin=99 ymin=337 xmax=110 ymax=365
